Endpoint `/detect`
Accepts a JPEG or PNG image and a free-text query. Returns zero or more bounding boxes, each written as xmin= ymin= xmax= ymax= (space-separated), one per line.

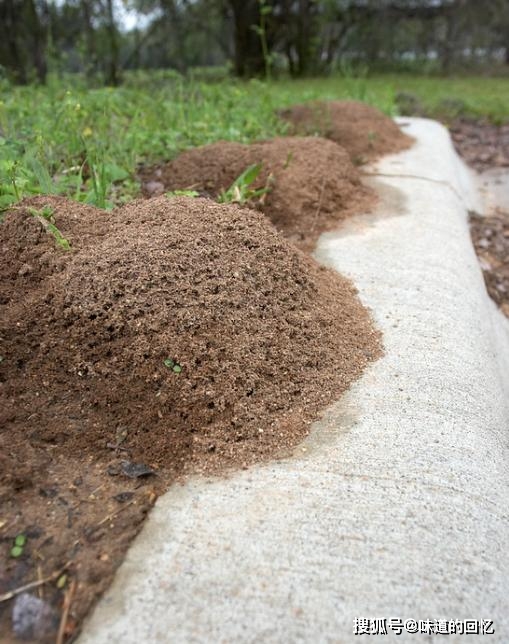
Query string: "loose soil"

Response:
xmin=278 ymin=100 xmax=414 ymax=164
xmin=470 ymin=209 xmax=509 ymax=318
xmin=450 ymin=118 xmax=509 ymax=172
xmin=0 ymin=195 xmax=382 ymax=641
xmin=139 ymin=136 xmax=375 ymax=251
xmin=447 ymin=117 xmax=509 ymax=319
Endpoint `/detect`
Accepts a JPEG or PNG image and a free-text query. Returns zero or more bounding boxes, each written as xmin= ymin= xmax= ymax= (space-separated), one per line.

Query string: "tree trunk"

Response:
xmin=28 ymin=0 xmax=48 ymax=83
xmin=228 ymin=0 xmax=264 ymax=77
xmin=81 ymin=0 xmax=97 ymax=76
xmin=105 ymin=0 xmax=120 ymax=85
xmin=295 ymin=0 xmax=312 ymax=75
xmin=1 ymin=0 xmax=28 ymax=83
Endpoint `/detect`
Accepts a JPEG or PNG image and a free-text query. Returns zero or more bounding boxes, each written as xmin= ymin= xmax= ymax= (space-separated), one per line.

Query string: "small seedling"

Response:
xmin=27 ymin=205 xmax=71 ymax=251
xmin=218 ymin=163 xmax=270 ymax=205
xmin=56 ymin=573 xmax=68 ymax=589
xmin=10 ymin=534 xmax=27 ymax=558
xmin=165 ymin=189 xmax=199 ymax=198
xmin=283 ymin=152 xmax=294 ymax=169
xmin=163 ymin=358 xmax=182 ymax=373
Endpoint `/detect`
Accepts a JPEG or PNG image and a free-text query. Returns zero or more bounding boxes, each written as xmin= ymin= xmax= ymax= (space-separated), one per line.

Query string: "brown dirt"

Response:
xmin=470 ymin=209 xmax=509 ymax=318
xmin=278 ymin=100 xmax=414 ymax=164
xmin=446 ymin=118 xmax=509 ymax=319
xmin=450 ymin=118 xmax=509 ymax=172
xmin=139 ymin=136 xmax=376 ymax=251
xmin=0 ymin=195 xmax=382 ymax=641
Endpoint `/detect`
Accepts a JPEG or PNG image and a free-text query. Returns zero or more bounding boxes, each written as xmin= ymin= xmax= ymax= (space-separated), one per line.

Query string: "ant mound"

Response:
xmin=144 ymin=136 xmax=375 ymax=250
xmin=2 ymin=195 xmax=381 ymax=475
xmin=1 ymin=195 xmax=381 ymax=636
xmin=279 ymin=100 xmax=414 ymax=163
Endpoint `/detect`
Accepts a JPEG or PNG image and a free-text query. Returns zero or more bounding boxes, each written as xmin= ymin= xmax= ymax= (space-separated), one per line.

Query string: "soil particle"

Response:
xmin=279 ymin=100 xmax=414 ymax=163
xmin=1 ymin=194 xmax=382 ymax=640
xmin=140 ymin=136 xmax=375 ymax=250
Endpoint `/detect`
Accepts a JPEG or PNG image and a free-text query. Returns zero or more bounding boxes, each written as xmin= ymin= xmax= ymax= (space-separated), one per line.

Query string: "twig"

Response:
xmin=106 ymin=442 xmax=129 ymax=452
xmin=37 ymin=566 xmax=43 ymax=599
xmin=56 ymin=579 xmax=76 ymax=644
xmin=0 ymin=562 xmax=71 ymax=603
xmin=97 ymin=500 xmax=135 ymax=527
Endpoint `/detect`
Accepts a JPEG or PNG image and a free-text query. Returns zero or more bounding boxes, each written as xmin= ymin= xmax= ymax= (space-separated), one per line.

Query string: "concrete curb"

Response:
xmin=79 ymin=119 xmax=509 ymax=644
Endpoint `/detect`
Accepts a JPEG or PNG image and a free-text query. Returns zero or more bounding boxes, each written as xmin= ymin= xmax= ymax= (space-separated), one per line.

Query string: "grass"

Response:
xmin=1 ymin=71 xmax=509 ymax=209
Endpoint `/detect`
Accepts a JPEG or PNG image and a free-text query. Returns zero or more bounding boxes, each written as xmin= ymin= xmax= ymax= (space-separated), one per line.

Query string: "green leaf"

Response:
xmin=26 ymin=156 xmax=56 ymax=194
xmin=14 ymin=534 xmax=27 ymax=547
xmin=56 ymin=574 xmax=67 ymax=589
xmin=0 ymin=194 xmax=17 ymax=209
xmin=235 ymin=163 xmax=262 ymax=188
xmin=165 ymin=189 xmax=199 ymax=198
xmin=10 ymin=545 xmax=23 ymax=558
xmin=172 ymin=364 xmax=182 ymax=374
xmin=163 ymin=358 xmax=175 ymax=368
xmin=104 ymin=163 xmax=129 ymax=183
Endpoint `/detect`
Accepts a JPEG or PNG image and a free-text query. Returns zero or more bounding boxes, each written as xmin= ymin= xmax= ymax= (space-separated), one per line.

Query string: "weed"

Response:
xmin=283 ymin=152 xmax=294 ymax=169
xmin=26 ymin=205 xmax=71 ymax=251
xmin=163 ymin=358 xmax=182 ymax=373
xmin=218 ymin=163 xmax=271 ymax=205
xmin=165 ymin=189 xmax=200 ymax=198
xmin=10 ymin=534 xmax=27 ymax=558
xmin=1 ymin=72 xmax=508 ymax=210
xmin=252 ymin=0 xmax=274 ymax=81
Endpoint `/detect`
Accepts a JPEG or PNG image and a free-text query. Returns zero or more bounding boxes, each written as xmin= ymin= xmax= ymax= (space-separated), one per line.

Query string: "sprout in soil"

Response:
xmin=10 ymin=534 xmax=27 ymax=558
xmin=163 ymin=358 xmax=182 ymax=373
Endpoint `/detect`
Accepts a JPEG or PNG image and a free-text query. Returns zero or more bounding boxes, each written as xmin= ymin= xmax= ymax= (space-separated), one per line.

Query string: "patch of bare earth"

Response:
xmin=447 ymin=118 xmax=509 ymax=319
xmin=0 ymin=195 xmax=382 ymax=641
xmin=450 ymin=118 xmax=509 ymax=172
xmin=278 ymin=100 xmax=414 ymax=164
xmin=470 ymin=209 xmax=509 ymax=317
xmin=139 ymin=136 xmax=375 ymax=251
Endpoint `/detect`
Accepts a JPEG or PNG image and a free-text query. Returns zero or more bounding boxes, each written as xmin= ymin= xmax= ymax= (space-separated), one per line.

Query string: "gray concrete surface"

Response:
xmin=477 ymin=167 xmax=509 ymax=214
xmin=79 ymin=119 xmax=509 ymax=644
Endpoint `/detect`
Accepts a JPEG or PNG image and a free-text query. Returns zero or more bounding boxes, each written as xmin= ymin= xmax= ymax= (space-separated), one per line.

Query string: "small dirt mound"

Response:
xmin=143 ymin=136 xmax=375 ymax=250
xmin=1 ymin=195 xmax=381 ymax=638
xmin=279 ymin=100 xmax=414 ymax=163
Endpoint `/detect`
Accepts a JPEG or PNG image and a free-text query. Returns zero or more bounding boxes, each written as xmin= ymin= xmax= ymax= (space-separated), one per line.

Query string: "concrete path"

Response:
xmin=79 ymin=119 xmax=509 ymax=644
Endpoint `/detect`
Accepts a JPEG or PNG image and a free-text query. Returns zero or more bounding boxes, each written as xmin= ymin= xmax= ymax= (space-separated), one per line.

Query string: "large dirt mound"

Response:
xmin=279 ymin=100 xmax=414 ymax=163
xmin=143 ymin=136 xmax=375 ymax=250
xmin=1 ymin=195 xmax=381 ymax=639
xmin=1 ymin=195 xmax=380 ymax=473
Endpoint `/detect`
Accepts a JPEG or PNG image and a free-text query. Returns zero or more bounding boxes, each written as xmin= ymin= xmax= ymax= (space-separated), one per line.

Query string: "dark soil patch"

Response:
xmin=470 ymin=209 xmax=509 ymax=318
xmin=278 ymin=101 xmax=414 ymax=164
xmin=1 ymin=195 xmax=382 ymax=641
xmin=450 ymin=118 xmax=509 ymax=172
xmin=445 ymin=118 xmax=509 ymax=319
xmin=139 ymin=136 xmax=375 ymax=251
